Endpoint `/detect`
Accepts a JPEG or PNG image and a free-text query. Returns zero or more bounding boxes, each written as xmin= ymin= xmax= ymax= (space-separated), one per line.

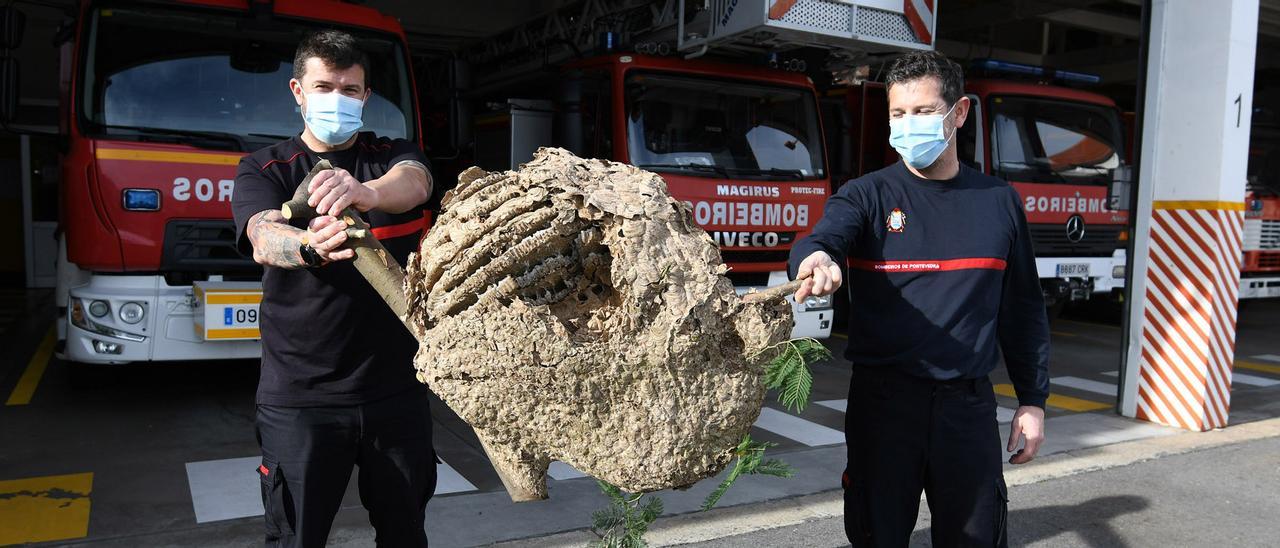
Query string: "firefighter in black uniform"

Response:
xmin=790 ymin=51 xmax=1051 ymax=547
xmin=232 ymin=30 xmax=436 ymax=547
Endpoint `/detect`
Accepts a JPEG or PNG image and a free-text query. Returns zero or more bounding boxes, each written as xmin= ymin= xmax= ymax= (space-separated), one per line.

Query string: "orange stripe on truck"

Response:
xmin=96 ymin=148 xmax=243 ymax=166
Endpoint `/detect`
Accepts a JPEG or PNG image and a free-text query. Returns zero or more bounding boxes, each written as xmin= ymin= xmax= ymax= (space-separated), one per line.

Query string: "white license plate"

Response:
xmin=220 ymin=304 xmax=260 ymax=329
xmin=1056 ymin=263 xmax=1091 ymax=277
xmin=194 ymin=282 xmax=263 ymax=341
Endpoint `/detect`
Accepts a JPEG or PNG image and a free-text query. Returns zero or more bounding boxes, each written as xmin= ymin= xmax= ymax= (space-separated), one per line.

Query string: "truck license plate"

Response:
xmin=194 ymin=282 xmax=262 ymax=341
xmin=1056 ymin=263 xmax=1091 ymax=277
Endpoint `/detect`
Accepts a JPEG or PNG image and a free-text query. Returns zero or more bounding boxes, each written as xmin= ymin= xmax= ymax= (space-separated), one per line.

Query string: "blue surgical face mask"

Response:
xmin=302 ymin=92 xmax=364 ymax=145
xmin=888 ymin=102 xmax=958 ymax=169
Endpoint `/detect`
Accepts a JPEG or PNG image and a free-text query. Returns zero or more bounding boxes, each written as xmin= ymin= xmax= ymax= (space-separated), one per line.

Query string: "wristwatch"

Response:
xmin=299 ymin=243 xmax=323 ymax=268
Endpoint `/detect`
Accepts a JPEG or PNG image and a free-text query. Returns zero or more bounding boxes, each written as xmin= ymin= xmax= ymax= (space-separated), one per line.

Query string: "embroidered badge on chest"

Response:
xmin=886 ymin=208 xmax=907 ymax=233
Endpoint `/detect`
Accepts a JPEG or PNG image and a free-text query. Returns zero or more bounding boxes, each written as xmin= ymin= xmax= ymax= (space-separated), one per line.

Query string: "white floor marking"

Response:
xmin=816 ymin=399 xmax=847 ymax=413
xmin=753 ymin=408 xmax=844 ymax=447
xmin=1101 ymin=370 xmax=1120 ymax=377
xmin=1252 ymin=354 xmax=1280 ymax=364
xmin=547 ymin=461 xmax=587 ymax=480
xmin=1231 ymin=372 xmax=1280 ymax=387
xmin=997 ymin=407 xmax=1016 ymax=424
xmin=434 ymin=459 xmax=478 ymax=494
xmin=187 ymin=455 xmax=476 ymax=523
xmin=186 ymin=456 xmax=263 ymax=524
xmin=1052 ymin=376 xmax=1117 ymax=396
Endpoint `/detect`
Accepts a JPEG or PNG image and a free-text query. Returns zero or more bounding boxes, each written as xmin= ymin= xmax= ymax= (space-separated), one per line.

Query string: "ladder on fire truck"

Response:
xmin=464 ymin=0 xmax=936 ymax=85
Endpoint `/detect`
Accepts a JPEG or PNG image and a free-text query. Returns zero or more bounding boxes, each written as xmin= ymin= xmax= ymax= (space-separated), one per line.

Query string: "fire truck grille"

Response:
xmin=161 ymin=220 xmax=257 ymax=272
xmin=720 ymin=250 xmax=790 ymax=265
xmin=725 ymin=272 xmax=772 ymax=287
xmin=1244 ymin=219 xmax=1280 ymax=251
xmin=1029 ymin=224 xmax=1124 ymax=257
xmin=1259 ymin=252 xmax=1280 ymax=269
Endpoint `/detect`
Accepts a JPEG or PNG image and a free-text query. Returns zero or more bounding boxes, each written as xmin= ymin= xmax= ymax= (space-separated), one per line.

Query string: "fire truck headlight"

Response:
xmin=88 ymin=300 xmax=110 ymax=318
xmin=1112 ymin=265 xmax=1126 ymax=279
xmin=119 ymin=302 xmax=145 ymax=324
xmin=92 ymin=340 xmax=122 ymax=355
xmin=70 ymin=299 xmax=147 ymax=342
xmin=804 ymin=295 xmax=833 ymax=310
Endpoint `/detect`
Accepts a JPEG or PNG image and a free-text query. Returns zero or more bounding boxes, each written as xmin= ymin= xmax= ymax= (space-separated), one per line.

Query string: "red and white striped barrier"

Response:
xmin=904 ymin=0 xmax=935 ymax=45
xmin=1136 ymin=202 xmax=1246 ymax=431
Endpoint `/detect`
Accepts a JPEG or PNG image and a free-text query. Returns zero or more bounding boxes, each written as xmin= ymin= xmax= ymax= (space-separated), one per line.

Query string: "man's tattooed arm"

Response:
xmin=247 ymin=210 xmax=308 ymax=269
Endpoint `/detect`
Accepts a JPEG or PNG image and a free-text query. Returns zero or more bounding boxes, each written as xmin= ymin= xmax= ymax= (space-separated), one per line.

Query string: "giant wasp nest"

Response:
xmin=404 ymin=148 xmax=794 ymax=501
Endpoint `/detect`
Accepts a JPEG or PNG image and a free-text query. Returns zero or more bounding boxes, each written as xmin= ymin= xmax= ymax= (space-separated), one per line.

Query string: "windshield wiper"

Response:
xmin=996 ymin=160 xmax=1071 ymax=184
xmin=636 ymin=163 xmax=730 ymax=178
xmin=727 ymin=167 xmax=806 ymax=180
xmin=247 ymin=132 xmax=291 ymax=141
xmin=99 ymin=124 xmax=248 ymax=152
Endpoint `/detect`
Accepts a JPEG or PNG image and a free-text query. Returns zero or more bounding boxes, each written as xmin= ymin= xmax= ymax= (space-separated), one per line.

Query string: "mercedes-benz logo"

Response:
xmin=1065 ymin=215 xmax=1086 ymax=243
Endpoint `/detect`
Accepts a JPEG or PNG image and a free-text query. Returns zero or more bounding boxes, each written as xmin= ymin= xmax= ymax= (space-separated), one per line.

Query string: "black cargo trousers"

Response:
xmin=843 ymin=366 xmax=1009 ymax=547
xmin=255 ymin=388 xmax=437 ymax=548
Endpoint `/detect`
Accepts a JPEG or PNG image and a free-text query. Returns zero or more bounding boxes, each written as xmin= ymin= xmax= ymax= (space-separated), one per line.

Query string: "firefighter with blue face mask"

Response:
xmin=231 ymin=30 xmax=437 ymax=548
xmin=789 ymin=51 xmax=1051 ymax=547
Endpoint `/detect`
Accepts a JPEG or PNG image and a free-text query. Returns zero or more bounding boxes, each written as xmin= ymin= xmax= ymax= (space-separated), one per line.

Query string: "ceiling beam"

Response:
xmin=1038 ymin=8 xmax=1141 ymax=38
xmin=939 ymin=0 xmax=1105 ymax=34
xmin=935 ymin=39 xmax=1043 ymax=65
xmin=1046 ymin=43 xmax=1139 ymax=69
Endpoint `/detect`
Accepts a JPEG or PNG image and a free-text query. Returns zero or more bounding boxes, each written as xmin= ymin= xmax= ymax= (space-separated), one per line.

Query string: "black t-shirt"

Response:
xmin=232 ymin=133 xmax=429 ymax=407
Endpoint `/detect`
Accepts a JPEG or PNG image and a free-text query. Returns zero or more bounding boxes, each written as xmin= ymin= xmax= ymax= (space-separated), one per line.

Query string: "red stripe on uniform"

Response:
xmin=849 ymin=257 xmax=1007 ymax=273
xmin=259 ymin=151 xmax=306 ymax=172
xmin=370 ymin=211 xmax=432 ymax=241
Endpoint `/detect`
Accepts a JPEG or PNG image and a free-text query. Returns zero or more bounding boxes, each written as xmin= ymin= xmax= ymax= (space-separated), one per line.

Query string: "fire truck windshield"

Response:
xmin=990 ymin=96 xmax=1123 ymax=186
xmin=625 ymin=73 xmax=825 ymax=181
xmin=77 ymin=6 xmax=415 ymax=151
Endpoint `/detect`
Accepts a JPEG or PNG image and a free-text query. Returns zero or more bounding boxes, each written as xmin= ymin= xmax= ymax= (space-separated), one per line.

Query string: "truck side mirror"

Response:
xmin=1109 ymin=165 xmax=1132 ymax=211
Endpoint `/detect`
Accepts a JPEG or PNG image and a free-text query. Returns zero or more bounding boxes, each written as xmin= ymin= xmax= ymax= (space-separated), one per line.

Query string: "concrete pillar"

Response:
xmin=1120 ymin=0 xmax=1258 ymax=431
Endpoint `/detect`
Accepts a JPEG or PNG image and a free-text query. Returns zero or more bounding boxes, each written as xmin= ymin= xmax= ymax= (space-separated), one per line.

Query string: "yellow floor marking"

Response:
xmin=5 ymin=328 xmax=55 ymax=406
xmin=831 ymin=332 xmax=848 ymax=340
xmin=1235 ymin=360 xmax=1280 ymax=376
xmin=0 ymin=472 xmax=93 ymax=545
xmin=994 ymin=384 xmax=1111 ymax=412
xmin=1051 ymin=331 xmax=1077 ymax=338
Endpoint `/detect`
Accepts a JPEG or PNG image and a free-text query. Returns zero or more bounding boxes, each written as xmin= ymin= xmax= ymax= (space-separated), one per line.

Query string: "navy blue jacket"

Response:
xmin=790 ymin=161 xmax=1050 ymax=408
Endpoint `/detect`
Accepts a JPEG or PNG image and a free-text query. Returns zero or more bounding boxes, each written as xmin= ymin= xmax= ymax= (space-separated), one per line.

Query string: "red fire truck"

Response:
xmin=1242 ymin=121 xmax=1280 ymax=299
xmin=429 ymin=0 xmax=941 ymax=339
xmin=463 ymin=53 xmax=836 ymax=338
xmin=53 ymin=0 xmax=421 ymax=365
xmin=824 ymin=60 xmax=1131 ymax=313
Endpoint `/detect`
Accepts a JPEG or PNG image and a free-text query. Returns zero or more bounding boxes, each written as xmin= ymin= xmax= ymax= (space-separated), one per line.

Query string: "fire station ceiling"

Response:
xmin=357 ymin=0 xmax=1280 ymax=86
xmin=5 ymin=0 xmax=1279 ymax=120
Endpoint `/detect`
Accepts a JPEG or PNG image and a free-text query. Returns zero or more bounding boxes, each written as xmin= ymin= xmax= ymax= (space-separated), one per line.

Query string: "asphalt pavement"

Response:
xmin=679 ymin=428 xmax=1280 ymax=547
xmin=2 ymin=297 xmax=1279 ymax=546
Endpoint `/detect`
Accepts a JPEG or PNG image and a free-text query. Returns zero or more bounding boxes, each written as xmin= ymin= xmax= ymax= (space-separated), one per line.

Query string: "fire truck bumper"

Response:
xmin=1240 ymin=276 xmax=1280 ymax=299
xmin=61 ymin=275 xmax=262 ymax=365
xmin=734 ymin=271 xmax=834 ymax=340
xmin=1035 ymin=250 xmax=1127 ymax=304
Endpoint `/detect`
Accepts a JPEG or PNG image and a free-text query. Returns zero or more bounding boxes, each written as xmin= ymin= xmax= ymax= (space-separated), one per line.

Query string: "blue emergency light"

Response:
xmin=122 ymin=189 xmax=161 ymax=211
xmin=1052 ymin=69 xmax=1102 ymax=85
xmin=976 ymin=59 xmax=1044 ymax=76
xmin=973 ymin=59 xmax=1102 ymax=85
